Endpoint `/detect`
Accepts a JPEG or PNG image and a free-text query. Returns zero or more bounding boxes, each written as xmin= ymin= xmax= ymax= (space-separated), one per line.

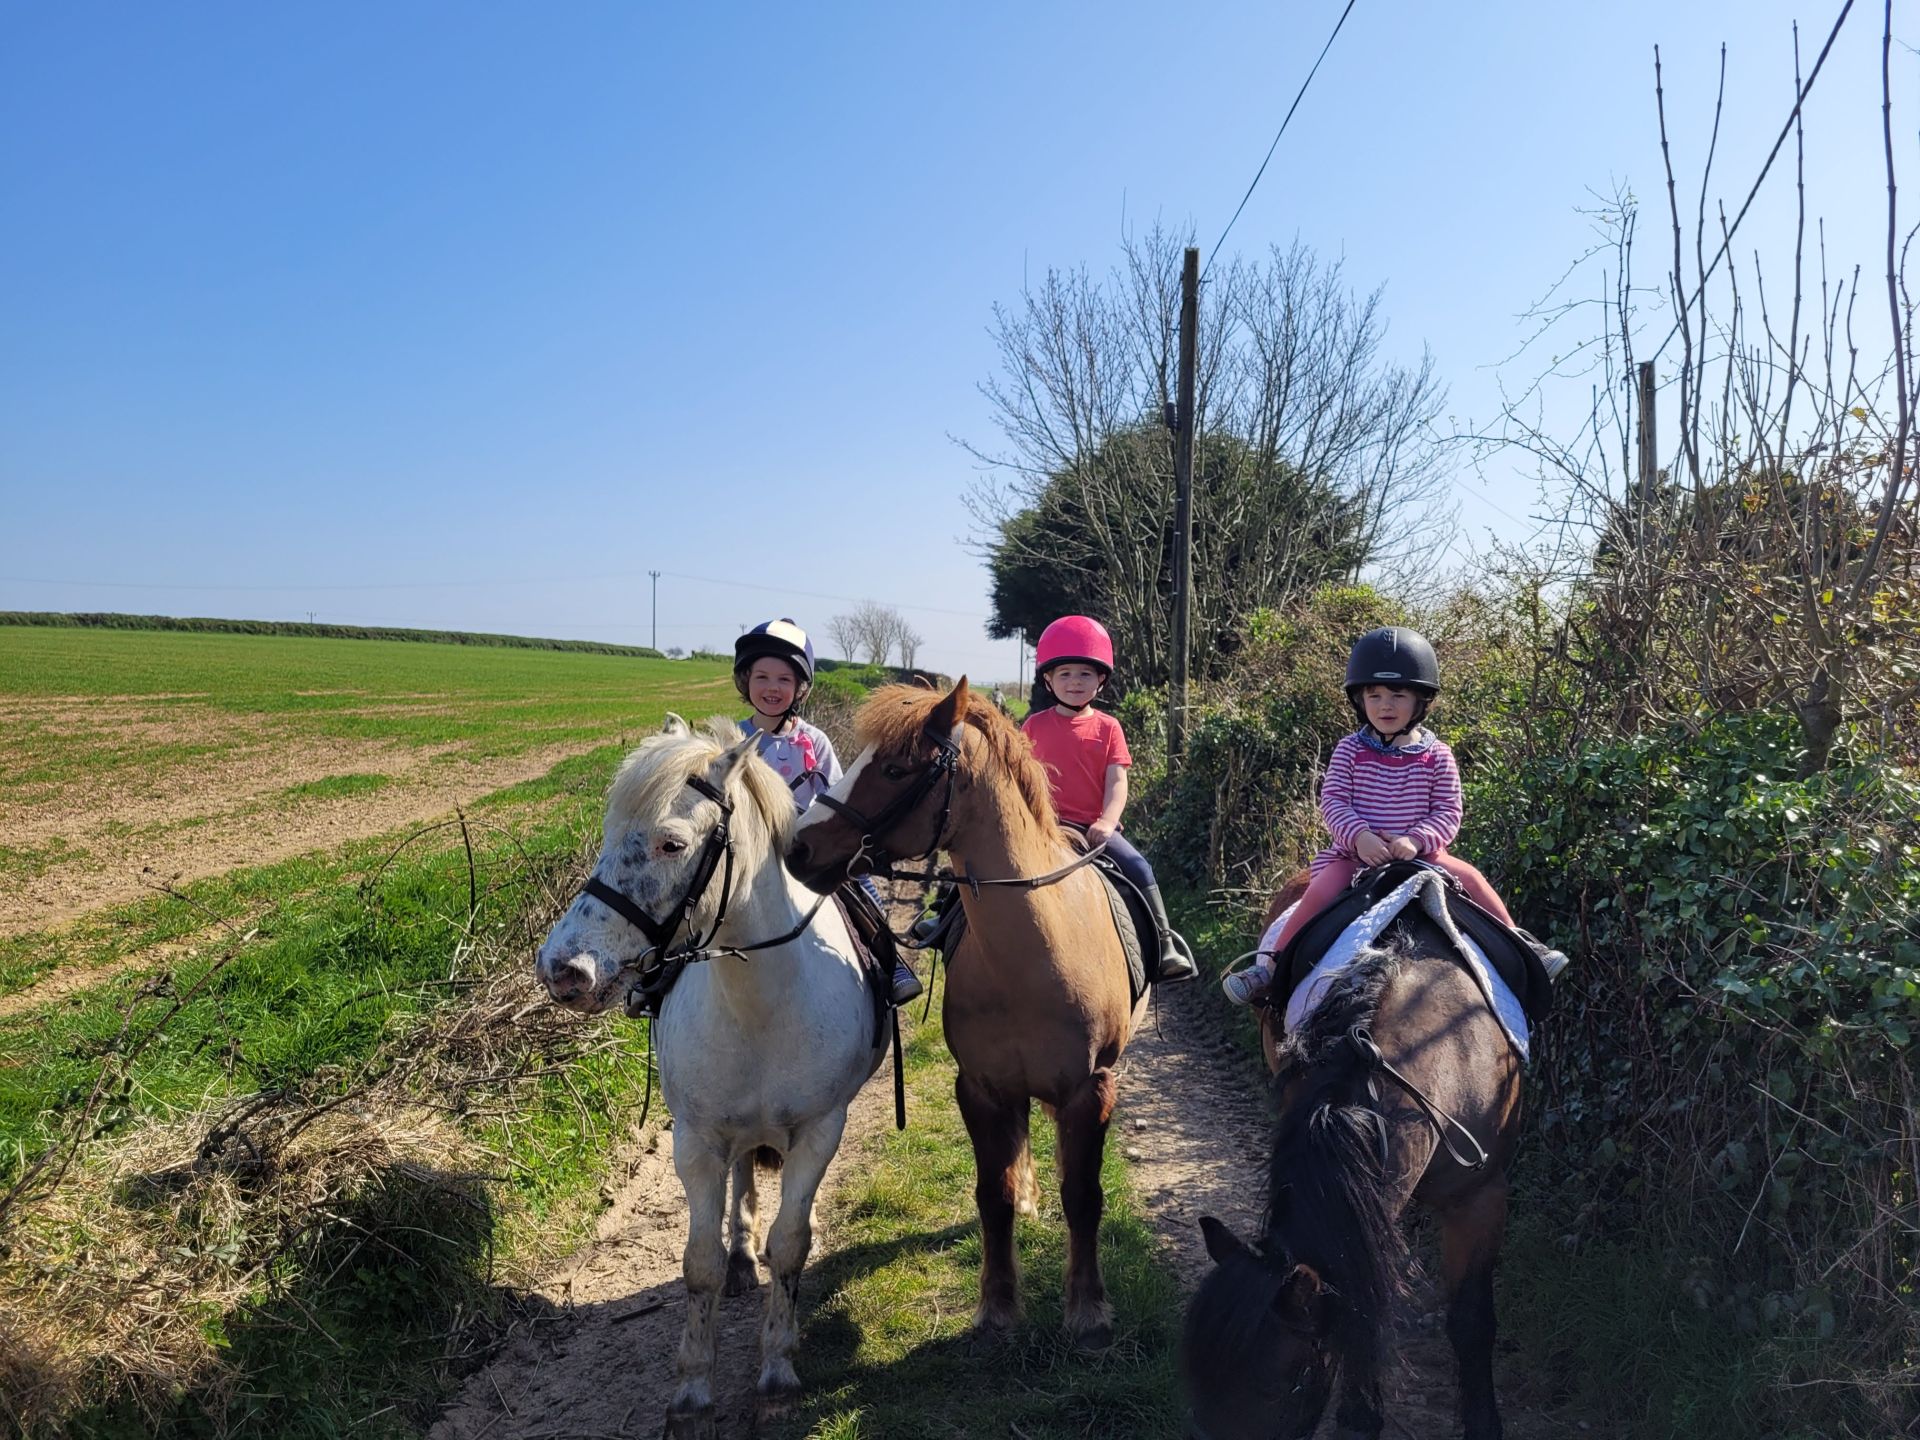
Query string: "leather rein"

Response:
xmin=575 ymin=772 xmax=828 ymax=1018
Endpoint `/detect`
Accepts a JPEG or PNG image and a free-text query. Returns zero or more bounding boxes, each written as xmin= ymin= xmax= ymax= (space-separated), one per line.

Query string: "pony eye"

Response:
xmin=882 ymin=763 xmax=909 ymax=781
xmin=660 ymin=838 xmax=687 ymax=855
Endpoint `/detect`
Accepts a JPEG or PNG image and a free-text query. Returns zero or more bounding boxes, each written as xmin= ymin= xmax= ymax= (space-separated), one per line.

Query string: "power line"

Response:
xmin=1206 ymin=0 xmax=1358 ymax=274
xmin=0 ymin=565 xmax=994 ymax=623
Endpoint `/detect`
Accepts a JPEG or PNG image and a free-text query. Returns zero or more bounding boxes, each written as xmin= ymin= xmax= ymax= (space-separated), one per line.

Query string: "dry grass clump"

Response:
xmin=0 ymin=1087 xmax=476 ymax=1434
xmin=0 ymin=878 xmax=640 ymax=1436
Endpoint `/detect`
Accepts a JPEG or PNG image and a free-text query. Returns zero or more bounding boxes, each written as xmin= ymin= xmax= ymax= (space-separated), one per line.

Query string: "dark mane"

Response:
xmin=854 ymin=685 xmax=1058 ymax=829
xmin=1263 ymin=944 xmax=1409 ymax=1378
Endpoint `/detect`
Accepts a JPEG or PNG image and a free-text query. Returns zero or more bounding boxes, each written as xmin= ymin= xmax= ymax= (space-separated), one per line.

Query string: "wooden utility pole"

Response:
xmin=1635 ymin=361 xmax=1657 ymax=556
xmin=1168 ymin=247 xmax=1200 ymax=761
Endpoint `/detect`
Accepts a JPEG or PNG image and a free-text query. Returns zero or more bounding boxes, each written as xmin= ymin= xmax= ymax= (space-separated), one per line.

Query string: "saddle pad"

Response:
xmin=1273 ymin=859 xmax=1553 ymax=1026
xmin=1262 ymin=871 xmax=1530 ymax=1061
xmin=1090 ymin=859 xmax=1151 ymax=1010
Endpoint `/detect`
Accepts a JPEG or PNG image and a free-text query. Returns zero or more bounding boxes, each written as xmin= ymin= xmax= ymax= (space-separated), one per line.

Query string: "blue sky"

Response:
xmin=0 ymin=2 xmax=1905 ymax=680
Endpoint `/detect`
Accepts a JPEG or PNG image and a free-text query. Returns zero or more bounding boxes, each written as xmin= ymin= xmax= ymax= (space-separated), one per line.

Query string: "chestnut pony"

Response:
xmin=786 ymin=679 xmax=1147 ymax=1348
xmin=1181 ymin=881 xmax=1524 ymax=1440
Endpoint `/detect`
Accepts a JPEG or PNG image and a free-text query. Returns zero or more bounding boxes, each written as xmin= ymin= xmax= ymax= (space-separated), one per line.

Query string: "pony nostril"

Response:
xmin=789 ymin=838 xmax=811 ymax=871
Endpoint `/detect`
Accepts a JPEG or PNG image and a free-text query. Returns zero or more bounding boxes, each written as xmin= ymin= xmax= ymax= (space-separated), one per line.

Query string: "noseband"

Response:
xmin=812 ymin=731 xmax=960 ymax=876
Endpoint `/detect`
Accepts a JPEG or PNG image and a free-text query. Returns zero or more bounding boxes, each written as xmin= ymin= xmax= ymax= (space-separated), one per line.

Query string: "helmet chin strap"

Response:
xmin=1352 ymin=694 xmax=1430 ymax=746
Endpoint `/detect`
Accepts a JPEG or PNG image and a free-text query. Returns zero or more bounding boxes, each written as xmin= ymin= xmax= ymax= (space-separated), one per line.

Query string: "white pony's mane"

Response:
xmin=605 ymin=715 xmax=794 ymax=865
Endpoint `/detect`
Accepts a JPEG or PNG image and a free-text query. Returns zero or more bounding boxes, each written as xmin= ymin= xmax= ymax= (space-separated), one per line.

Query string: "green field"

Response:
xmin=0 ymin=627 xmax=736 ymax=802
xmin=0 ymin=627 xmax=758 ymax=1434
xmin=0 ymin=626 xmax=1195 ymax=1439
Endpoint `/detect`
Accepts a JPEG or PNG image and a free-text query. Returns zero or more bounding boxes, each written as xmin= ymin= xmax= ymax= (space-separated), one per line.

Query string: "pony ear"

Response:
xmin=1276 ymin=1262 xmax=1328 ymax=1327
xmin=661 ymin=712 xmax=691 ymax=736
xmin=927 ymin=677 xmax=970 ymax=742
xmin=1198 ymin=1215 xmax=1250 ymax=1265
xmin=705 ymin=728 xmax=760 ymax=793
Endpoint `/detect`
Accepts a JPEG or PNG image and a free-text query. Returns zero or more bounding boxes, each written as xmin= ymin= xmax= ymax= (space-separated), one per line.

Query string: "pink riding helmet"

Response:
xmin=1034 ymin=615 xmax=1115 ymax=677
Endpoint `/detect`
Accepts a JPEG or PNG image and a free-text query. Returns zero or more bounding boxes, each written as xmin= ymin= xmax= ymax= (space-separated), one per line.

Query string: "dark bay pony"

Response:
xmin=786 ymin=679 xmax=1147 ymax=1347
xmin=1182 ymin=888 xmax=1524 ymax=1440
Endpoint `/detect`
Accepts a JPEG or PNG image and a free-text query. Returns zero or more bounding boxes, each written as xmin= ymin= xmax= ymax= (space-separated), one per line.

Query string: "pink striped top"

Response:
xmin=1316 ymin=729 xmax=1463 ymax=867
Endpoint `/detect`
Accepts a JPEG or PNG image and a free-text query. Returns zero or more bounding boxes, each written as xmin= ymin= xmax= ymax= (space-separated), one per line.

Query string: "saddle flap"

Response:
xmin=830 ymin=883 xmax=895 ymax=1045
xmin=1088 ymin=855 xmax=1151 ymax=1009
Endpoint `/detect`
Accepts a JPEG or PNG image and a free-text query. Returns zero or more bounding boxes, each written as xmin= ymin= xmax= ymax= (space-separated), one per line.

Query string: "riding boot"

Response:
xmin=890 ymin=957 xmax=923 ymax=1005
xmin=910 ymin=885 xmax=959 ymax=946
xmin=1142 ymin=883 xmax=1199 ymax=983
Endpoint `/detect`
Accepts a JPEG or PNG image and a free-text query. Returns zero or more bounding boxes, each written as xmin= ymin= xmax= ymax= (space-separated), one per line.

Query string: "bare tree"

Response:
xmin=835 ymin=600 xmax=909 ymax=666
xmin=897 ymin=621 xmax=924 ymax=671
xmin=824 ymin=612 xmax=862 ymax=663
xmin=1474 ymin=19 xmax=1919 ymax=770
xmin=967 ymin=226 xmax=1454 ymax=682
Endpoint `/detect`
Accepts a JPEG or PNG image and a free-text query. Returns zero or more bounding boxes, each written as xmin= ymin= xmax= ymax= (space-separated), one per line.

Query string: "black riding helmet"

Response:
xmin=1344 ymin=626 xmax=1440 ymax=740
xmin=733 ymin=619 xmax=815 ymax=717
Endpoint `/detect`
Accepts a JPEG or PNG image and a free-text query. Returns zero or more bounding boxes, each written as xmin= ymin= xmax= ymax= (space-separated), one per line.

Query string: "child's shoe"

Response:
xmin=890 ymin=958 xmax=924 ymax=1005
xmin=1221 ymin=961 xmax=1274 ymax=1007
xmin=1515 ymin=928 xmax=1570 ymax=982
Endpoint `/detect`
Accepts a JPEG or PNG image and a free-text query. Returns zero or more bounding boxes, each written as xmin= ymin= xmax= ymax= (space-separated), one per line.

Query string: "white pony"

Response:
xmin=535 ymin=715 xmax=884 ymax=1436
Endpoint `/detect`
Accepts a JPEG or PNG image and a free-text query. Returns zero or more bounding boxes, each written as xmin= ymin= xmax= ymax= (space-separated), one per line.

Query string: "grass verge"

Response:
xmin=769 ymin=995 xmax=1185 ymax=1440
xmin=0 ymin=744 xmax=661 ymax=1436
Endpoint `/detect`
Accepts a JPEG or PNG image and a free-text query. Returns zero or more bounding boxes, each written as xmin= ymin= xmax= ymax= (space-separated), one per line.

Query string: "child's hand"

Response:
xmin=1388 ymin=835 xmax=1420 ymax=861
xmin=1086 ymin=819 xmax=1117 ymax=848
xmin=1355 ymin=831 xmax=1391 ymax=867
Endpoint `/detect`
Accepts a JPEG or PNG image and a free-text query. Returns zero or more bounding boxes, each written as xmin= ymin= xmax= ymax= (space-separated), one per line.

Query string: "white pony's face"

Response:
xmin=535 ymin=716 xmax=764 ymax=1013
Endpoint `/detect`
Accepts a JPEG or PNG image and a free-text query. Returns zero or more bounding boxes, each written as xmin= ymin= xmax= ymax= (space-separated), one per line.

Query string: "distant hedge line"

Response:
xmin=0 ymin=612 xmax=666 ymax=659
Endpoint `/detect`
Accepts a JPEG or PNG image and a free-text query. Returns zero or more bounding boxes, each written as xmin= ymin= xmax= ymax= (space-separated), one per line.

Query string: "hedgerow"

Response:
xmin=1131 ymin=582 xmax=1916 ymax=1435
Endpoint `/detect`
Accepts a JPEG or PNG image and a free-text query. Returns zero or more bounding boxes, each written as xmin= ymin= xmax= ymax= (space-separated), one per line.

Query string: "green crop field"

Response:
xmin=0 ymin=625 xmax=765 ymax=1434
xmin=0 ymin=626 xmax=741 ymax=1155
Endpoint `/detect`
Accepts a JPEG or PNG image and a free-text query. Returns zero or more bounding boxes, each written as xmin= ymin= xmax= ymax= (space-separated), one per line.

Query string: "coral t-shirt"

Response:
xmin=1022 ymin=706 xmax=1132 ymax=826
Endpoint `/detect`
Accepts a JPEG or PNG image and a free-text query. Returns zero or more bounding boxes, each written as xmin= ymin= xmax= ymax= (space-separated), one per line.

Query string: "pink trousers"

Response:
xmin=1267 ymin=849 xmax=1513 ymax=959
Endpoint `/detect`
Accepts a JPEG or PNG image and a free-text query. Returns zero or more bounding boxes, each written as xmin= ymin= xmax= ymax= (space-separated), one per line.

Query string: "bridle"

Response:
xmin=575 ymin=771 xmax=827 ymax=1017
xmin=812 ymin=729 xmax=962 ymax=878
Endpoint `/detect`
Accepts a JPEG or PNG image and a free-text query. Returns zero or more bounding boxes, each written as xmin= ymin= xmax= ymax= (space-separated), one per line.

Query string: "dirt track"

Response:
xmin=428 ymin=980 xmax=1579 ymax=1439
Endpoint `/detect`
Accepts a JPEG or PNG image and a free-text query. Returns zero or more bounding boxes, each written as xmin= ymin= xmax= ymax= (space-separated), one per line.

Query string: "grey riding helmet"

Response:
xmin=1344 ymin=627 xmax=1439 ymax=728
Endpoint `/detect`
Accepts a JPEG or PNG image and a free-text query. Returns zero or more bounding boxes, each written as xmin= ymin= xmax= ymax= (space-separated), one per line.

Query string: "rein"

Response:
xmin=1346 ymin=1023 xmax=1490 ymax=1172
xmin=574 ymin=771 xmax=830 ymax=1018
xmin=815 ymin=725 xmax=1105 ymax=915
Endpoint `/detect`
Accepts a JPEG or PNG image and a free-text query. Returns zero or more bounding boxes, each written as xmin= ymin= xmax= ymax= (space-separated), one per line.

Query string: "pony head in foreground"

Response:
xmin=1184 ymin=924 xmax=1522 ymax=1440
xmin=1183 ymin=953 xmax=1403 ymax=1440
xmin=785 ymin=677 xmax=1057 ymax=889
xmin=536 ymin=713 xmax=793 ymax=1012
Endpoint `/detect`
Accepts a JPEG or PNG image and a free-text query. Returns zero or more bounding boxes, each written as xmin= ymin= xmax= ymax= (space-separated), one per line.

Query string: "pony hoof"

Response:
xmin=725 ymin=1252 xmax=761 ymax=1295
xmin=1070 ymin=1321 xmax=1114 ymax=1353
xmin=966 ymin=1319 xmax=1014 ymax=1353
xmin=662 ymin=1405 xmax=717 ymax=1440
xmin=753 ymin=1389 xmax=800 ymax=1427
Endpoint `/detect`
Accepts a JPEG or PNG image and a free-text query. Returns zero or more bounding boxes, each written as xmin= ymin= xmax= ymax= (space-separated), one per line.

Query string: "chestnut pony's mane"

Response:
xmin=854 ymin=685 xmax=1058 ymax=831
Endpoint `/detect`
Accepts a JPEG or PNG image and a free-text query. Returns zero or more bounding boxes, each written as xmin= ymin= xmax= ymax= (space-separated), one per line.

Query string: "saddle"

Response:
xmin=1270 ymin=860 xmax=1554 ymax=1026
xmin=915 ymin=856 xmax=1149 ymax=1009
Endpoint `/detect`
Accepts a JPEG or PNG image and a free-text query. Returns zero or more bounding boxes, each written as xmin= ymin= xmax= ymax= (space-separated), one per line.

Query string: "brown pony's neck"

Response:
xmin=945 ymin=764 xmax=1070 ymax=880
